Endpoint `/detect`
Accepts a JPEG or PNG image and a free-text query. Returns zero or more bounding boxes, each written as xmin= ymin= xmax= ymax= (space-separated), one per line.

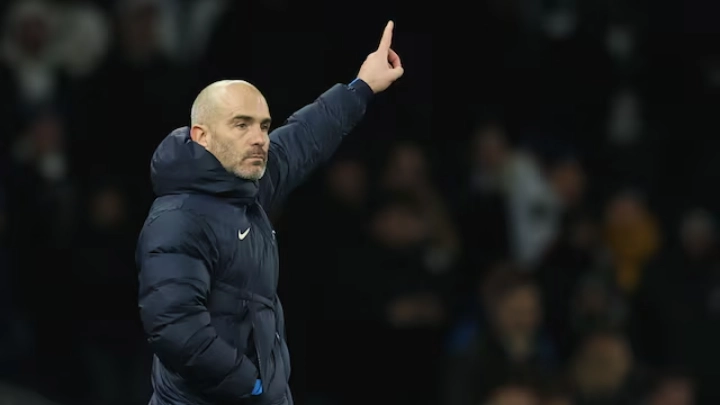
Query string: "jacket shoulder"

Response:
xmin=138 ymin=197 xmax=220 ymax=267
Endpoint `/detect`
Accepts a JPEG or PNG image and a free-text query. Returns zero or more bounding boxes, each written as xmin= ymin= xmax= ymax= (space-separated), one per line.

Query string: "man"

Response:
xmin=136 ymin=22 xmax=404 ymax=405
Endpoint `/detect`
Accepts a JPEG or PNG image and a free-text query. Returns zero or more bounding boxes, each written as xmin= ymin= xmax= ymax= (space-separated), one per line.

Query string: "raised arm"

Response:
xmin=258 ymin=80 xmax=372 ymax=212
xmin=136 ymin=209 xmax=259 ymax=401
xmin=258 ymin=20 xmax=405 ymax=214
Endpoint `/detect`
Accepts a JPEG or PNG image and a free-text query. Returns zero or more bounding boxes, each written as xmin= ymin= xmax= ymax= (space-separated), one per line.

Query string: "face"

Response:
xmin=383 ymin=143 xmax=428 ymax=190
xmin=29 ymin=112 xmax=63 ymax=157
xmin=14 ymin=14 xmax=49 ymax=56
xmin=549 ymin=160 xmax=585 ymax=207
xmin=371 ymin=204 xmax=428 ymax=249
xmin=650 ymin=378 xmax=693 ymax=405
xmin=327 ymin=160 xmax=367 ymax=206
xmin=488 ymin=386 xmax=540 ymax=405
xmin=473 ymin=124 xmax=508 ymax=169
xmin=120 ymin=4 xmax=160 ymax=56
xmin=194 ymin=83 xmax=271 ymax=180
xmin=681 ymin=211 xmax=715 ymax=257
xmin=605 ymin=193 xmax=644 ymax=228
xmin=90 ymin=186 xmax=126 ymax=228
xmin=493 ymin=285 xmax=542 ymax=339
xmin=574 ymin=336 xmax=632 ymax=395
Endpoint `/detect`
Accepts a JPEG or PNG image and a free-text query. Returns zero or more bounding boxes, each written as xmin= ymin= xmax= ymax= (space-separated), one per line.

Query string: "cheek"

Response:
xmin=217 ymin=135 xmax=239 ymax=152
xmin=210 ymin=137 xmax=239 ymax=161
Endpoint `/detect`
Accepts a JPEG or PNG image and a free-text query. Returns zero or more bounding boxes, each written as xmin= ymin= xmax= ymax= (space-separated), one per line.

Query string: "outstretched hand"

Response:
xmin=357 ymin=21 xmax=404 ymax=94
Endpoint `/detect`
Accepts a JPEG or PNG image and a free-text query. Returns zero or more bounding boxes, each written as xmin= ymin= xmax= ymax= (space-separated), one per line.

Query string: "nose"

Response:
xmin=248 ymin=124 xmax=267 ymax=146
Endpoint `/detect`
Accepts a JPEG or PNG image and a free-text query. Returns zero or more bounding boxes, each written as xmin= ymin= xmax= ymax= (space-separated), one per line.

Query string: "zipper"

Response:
xmin=253 ymin=203 xmax=277 ymax=244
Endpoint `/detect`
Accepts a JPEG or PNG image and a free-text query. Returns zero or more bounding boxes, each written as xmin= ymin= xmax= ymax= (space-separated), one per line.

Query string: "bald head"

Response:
xmin=190 ymin=80 xmax=264 ymax=127
xmin=188 ymin=80 xmax=271 ymax=181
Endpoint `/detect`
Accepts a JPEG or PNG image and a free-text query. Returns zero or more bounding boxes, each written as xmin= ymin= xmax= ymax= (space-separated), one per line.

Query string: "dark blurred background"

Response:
xmin=0 ymin=0 xmax=716 ymax=404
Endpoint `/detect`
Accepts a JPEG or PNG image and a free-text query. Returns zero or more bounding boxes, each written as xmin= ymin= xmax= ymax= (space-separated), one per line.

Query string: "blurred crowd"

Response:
xmin=0 ymin=0 xmax=717 ymax=405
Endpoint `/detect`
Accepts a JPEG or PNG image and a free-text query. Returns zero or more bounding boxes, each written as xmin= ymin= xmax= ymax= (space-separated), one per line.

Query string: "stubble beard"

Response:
xmin=233 ymin=163 xmax=266 ymax=181
xmin=207 ymin=136 xmax=266 ymax=181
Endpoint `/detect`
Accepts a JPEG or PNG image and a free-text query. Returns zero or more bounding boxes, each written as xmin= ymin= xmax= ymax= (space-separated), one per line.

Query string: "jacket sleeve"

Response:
xmin=137 ymin=209 xmax=259 ymax=401
xmin=258 ymin=79 xmax=373 ymax=214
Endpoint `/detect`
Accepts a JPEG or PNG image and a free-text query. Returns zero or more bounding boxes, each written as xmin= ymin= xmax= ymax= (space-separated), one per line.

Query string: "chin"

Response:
xmin=235 ymin=165 xmax=266 ymax=181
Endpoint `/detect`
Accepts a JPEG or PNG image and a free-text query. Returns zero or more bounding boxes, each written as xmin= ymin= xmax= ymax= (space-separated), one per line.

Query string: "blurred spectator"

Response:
xmin=569 ymin=271 xmax=628 ymax=343
xmin=72 ymin=183 xmax=149 ymax=405
xmin=326 ymin=158 xmax=368 ymax=212
xmin=0 ymin=0 xmax=69 ymax=138
xmin=603 ymin=190 xmax=659 ymax=294
xmin=484 ymin=382 xmax=541 ymax=405
xmin=380 ymin=141 xmax=460 ymax=273
xmin=536 ymin=156 xmax=593 ymax=357
xmin=319 ymin=158 xmax=372 ymax=315
xmin=361 ymin=194 xmax=450 ymax=405
xmin=6 ymin=108 xmax=78 ymax=399
xmin=69 ymin=0 xmax=195 ymax=203
xmin=459 ymin=123 xmax=562 ymax=271
xmin=9 ymin=109 xmax=77 ymax=250
xmin=1 ymin=0 xmax=62 ymax=103
xmin=606 ymin=88 xmax=644 ymax=147
xmin=274 ymin=157 xmax=372 ymax=402
xmin=570 ymin=330 xmax=645 ymax=405
xmin=632 ymin=208 xmax=720 ymax=403
xmin=547 ymin=156 xmax=586 ymax=212
xmin=382 ymin=140 xmax=431 ymax=192
xmin=366 ymin=196 xmax=449 ymax=328
xmin=54 ymin=0 xmax=109 ymax=78
xmin=165 ymin=0 xmax=229 ymax=62
xmin=444 ymin=270 xmax=556 ymax=405
xmin=645 ymin=371 xmax=694 ymax=405
xmin=503 ymin=143 xmax=562 ymax=268
xmin=605 ymin=24 xmax=637 ymax=67
xmin=458 ymin=123 xmax=512 ymax=273
xmin=114 ymin=0 xmax=167 ymax=65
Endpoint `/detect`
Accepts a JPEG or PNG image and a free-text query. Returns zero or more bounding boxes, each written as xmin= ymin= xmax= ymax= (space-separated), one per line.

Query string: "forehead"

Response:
xmin=216 ymin=84 xmax=270 ymax=120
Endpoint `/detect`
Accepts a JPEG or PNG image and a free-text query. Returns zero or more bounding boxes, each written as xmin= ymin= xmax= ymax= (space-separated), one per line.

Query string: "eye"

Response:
xmin=236 ymin=123 xmax=248 ymax=129
xmin=261 ymin=123 xmax=271 ymax=131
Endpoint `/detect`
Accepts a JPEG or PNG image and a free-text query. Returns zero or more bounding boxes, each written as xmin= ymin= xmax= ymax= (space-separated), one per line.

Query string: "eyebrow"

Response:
xmin=231 ymin=115 xmax=272 ymax=125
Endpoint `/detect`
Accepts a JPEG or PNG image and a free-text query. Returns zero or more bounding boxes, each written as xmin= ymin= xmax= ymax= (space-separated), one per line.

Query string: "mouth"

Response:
xmin=245 ymin=154 xmax=266 ymax=161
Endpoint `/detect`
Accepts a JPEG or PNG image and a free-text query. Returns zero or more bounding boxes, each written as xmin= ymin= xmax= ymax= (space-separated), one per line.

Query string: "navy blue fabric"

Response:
xmin=137 ymin=82 xmax=371 ymax=405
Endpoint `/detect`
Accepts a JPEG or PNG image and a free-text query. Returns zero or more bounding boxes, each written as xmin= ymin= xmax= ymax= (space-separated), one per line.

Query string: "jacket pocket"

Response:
xmin=248 ymin=304 xmax=273 ymax=385
xmin=248 ymin=304 xmax=288 ymax=404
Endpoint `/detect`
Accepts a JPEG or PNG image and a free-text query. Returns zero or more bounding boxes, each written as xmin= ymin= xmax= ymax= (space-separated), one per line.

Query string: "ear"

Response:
xmin=190 ymin=124 xmax=209 ymax=148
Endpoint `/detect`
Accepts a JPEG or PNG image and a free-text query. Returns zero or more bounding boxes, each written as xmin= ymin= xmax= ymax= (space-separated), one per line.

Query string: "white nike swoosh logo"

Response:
xmin=238 ymin=227 xmax=251 ymax=240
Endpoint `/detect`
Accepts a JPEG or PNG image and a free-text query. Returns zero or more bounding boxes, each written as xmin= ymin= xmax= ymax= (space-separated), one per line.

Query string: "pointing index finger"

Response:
xmin=378 ymin=20 xmax=394 ymax=51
